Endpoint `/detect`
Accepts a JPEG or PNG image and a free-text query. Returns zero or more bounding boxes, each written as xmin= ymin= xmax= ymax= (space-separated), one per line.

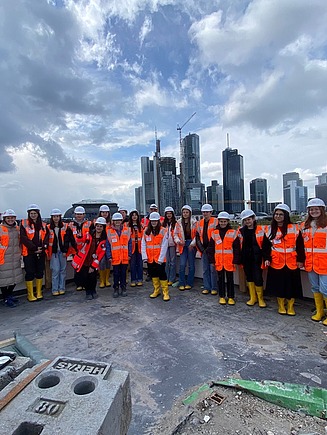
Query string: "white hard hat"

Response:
xmin=27 ymin=204 xmax=40 ymax=212
xmin=3 ymin=209 xmax=16 ymax=217
xmin=164 ymin=206 xmax=174 ymax=213
xmin=240 ymin=209 xmax=256 ymax=220
xmin=307 ymin=198 xmax=326 ymax=208
xmin=118 ymin=207 xmax=127 ymax=212
xmin=150 ymin=204 xmax=158 ymax=209
xmin=51 ymin=208 xmax=62 ymax=216
xmin=274 ymin=204 xmax=290 ymax=214
xmin=181 ymin=205 xmax=192 ymax=213
xmin=112 ymin=212 xmax=123 ymax=221
xmin=74 ymin=206 xmax=85 ymax=214
xmin=95 ymin=217 xmax=107 ymax=225
xmin=129 ymin=209 xmax=139 ymax=214
xmin=201 ymin=204 xmax=213 ymax=212
xmin=99 ymin=205 xmax=110 ymax=212
xmin=218 ymin=211 xmax=230 ymax=220
xmin=149 ymin=212 xmax=160 ymax=220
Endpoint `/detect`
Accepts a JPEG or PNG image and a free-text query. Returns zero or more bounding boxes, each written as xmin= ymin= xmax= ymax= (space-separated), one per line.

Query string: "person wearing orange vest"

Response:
xmin=162 ymin=206 xmax=178 ymax=285
xmin=0 ymin=209 xmax=23 ymax=307
xmin=91 ymin=205 xmax=112 ymax=289
xmin=141 ymin=212 xmax=169 ymax=301
xmin=69 ymin=205 xmax=91 ymax=291
xmin=236 ymin=209 xmax=270 ymax=308
xmin=301 ymin=198 xmax=327 ymax=326
xmin=128 ymin=209 xmax=144 ymax=287
xmin=208 ymin=212 xmax=240 ymax=305
xmin=20 ymin=204 xmax=49 ymax=302
xmin=47 ymin=208 xmax=76 ymax=297
xmin=106 ymin=213 xmax=132 ymax=298
xmin=174 ymin=205 xmax=197 ymax=290
xmin=71 ymin=217 xmax=107 ymax=300
xmin=196 ymin=204 xmax=219 ymax=295
xmin=141 ymin=204 xmax=160 ymax=229
xmin=265 ymin=204 xmax=304 ymax=315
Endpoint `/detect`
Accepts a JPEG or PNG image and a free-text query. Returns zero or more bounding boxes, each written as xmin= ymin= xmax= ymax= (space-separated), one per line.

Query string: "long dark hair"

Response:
xmin=269 ymin=210 xmax=291 ymax=240
xmin=145 ymin=220 xmax=161 ymax=236
xmin=90 ymin=225 xmax=107 ymax=241
xmin=163 ymin=211 xmax=176 ymax=230
xmin=304 ymin=207 xmax=327 ymax=229
xmin=98 ymin=211 xmax=111 ymax=224
xmin=128 ymin=210 xmax=141 ymax=231
xmin=50 ymin=216 xmax=63 ymax=229
xmin=28 ymin=210 xmax=43 ymax=231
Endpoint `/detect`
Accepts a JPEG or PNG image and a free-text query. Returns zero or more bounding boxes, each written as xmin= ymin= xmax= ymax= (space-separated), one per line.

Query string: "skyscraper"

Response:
xmin=181 ymin=133 xmax=205 ymax=213
xmin=222 ymin=147 xmax=244 ymax=214
xmin=283 ymin=172 xmax=308 ymax=213
xmin=207 ymin=180 xmax=224 ymax=213
xmin=250 ymin=178 xmax=268 ymax=214
xmin=159 ymin=157 xmax=179 ymax=213
xmin=315 ymin=172 xmax=327 ymax=205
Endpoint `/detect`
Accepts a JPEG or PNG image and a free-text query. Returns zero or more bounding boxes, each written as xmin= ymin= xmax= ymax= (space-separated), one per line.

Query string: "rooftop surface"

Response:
xmin=0 ymin=280 xmax=326 ymax=434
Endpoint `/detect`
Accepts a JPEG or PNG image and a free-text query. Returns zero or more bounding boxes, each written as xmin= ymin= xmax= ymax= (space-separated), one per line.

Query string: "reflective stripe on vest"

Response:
xmin=21 ymin=219 xmax=47 ymax=257
xmin=47 ymin=223 xmax=68 ymax=258
xmin=302 ymin=227 xmax=327 ymax=273
xmin=0 ymin=226 xmax=9 ymax=265
xmin=145 ymin=228 xmax=166 ymax=263
xmin=212 ymin=229 xmax=237 ymax=272
xmin=107 ymin=227 xmax=130 ymax=265
xmin=266 ymin=224 xmax=299 ymax=269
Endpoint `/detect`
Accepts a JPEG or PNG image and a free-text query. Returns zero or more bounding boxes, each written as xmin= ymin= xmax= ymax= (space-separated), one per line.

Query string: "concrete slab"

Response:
xmin=0 ymin=279 xmax=326 ymax=434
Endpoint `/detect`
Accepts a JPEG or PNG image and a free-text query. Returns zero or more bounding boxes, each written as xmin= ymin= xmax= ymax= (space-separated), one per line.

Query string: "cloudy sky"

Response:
xmin=1 ymin=0 xmax=327 ymax=217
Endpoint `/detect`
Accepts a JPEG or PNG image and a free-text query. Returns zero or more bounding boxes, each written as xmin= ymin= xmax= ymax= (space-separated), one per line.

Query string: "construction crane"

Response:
xmin=177 ymin=112 xmax=196 ymax=205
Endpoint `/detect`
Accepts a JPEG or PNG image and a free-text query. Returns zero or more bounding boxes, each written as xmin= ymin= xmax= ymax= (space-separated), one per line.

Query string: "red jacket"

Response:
xmin=71 ymin=232 xmax=106 ymax=271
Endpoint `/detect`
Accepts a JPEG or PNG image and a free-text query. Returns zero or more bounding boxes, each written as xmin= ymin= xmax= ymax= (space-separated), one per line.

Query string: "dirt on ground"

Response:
xmin=149 ymin=383 xmax=327 ymax=435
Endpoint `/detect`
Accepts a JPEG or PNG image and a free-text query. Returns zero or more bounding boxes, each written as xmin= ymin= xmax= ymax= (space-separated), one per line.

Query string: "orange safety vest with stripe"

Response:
xmin=46 ymin=223 xmax=68 ymax=260
xmin=143 ymin=228 xmax=167 ymax=263
xmin=302 ymin=225 xmax=327 ymax=274
xmin=237 ymin=225 xmax=265 ymax=249
xmin=196 ymin=217 xmax=218 ymax=243
xmin=20 ymin=219 xmax=47 ymax=257
xmin=71 ymin=232 xmax=106 ymax=271
xmin=130 ymin=226 xmax=143 ymax=254
xmin=68 ymin=220 xmax=91 ymax=254
xmin=265 ymin=224 xmax=299 ymax=270
xmin=174 ymin=218 xmax=197 ymax=254
xmin=211 ymin=229 xmax=238 ymax=272
xmin=0 ymin=225 xmax=20 ymax=265
xmin=107 ymin=227 xmax=131 ymax=265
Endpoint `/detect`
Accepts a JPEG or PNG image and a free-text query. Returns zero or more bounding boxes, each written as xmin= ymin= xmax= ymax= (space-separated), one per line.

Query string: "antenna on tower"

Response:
xmin=226 ymin=133 xmax=230 ymax=149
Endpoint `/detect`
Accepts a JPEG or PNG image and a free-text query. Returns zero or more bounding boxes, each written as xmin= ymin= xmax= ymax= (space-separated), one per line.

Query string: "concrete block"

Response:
xmin=0 ymin=355 xmax=32 ymax=391
xmin=0 ymin=356 xmax=132 ymax=435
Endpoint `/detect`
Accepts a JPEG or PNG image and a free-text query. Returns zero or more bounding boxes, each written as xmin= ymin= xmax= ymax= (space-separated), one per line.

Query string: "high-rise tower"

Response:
xmin=222 ymin=141 xmax=244 ymax=214
xmin=250 ymin=178 xmax=268 ymax=214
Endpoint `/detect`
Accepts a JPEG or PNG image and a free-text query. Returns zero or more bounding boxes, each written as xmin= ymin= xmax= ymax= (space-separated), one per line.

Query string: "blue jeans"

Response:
xmin=308 ymin=271 xmax=327 ymax=297
xmin=165 ymin=246 xmax=176 ymax=282
xmin=202 ymin=251 xmax=218 ymax=291
xmin=179 ymin=241 xmax=196 ymax=286
xmin=113 ymin=264 xmax=128 ymax=289
xmin=130 ymin=252 xmax=143 ymax=283
xmin=50 ymin=252 xmax=67 ymax=292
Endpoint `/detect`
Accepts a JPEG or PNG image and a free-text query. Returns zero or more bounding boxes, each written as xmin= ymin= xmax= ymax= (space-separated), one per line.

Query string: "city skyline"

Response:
xmin=1 ymin=1 xmax=327 ymax=217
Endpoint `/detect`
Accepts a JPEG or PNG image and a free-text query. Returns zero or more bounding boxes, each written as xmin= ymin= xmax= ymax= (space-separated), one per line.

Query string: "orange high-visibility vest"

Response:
xmin=143 ymin=228 xmax=167 ymax=263
xmin=71 ymin=232 xmax=106 ymax=271
xmin=46 ymin=223 xmax=68 ymax=259
xmin=266 ymin=224 xmax=299 ymax=270
xmin=196 ymin=217 xmax=218 ymax=244
xmin=68 ymin=220 xmax=91 ymax=254
xmin=107 ymin=227 xmax=131 ymax=265
xmin=212 ymin=229 xmax=238 ymax=272
xmin=130 ymin=227 xmax=143 ymax=254
xmin=20 ymin=219 xmax=47 ymax=257
xmin=174 ymin=219 xmax=197 ymax=254
xmin=302 ymin=226 xmax=327 ymax=274
xmin=0 ymin=225 xmax=20 ymax=265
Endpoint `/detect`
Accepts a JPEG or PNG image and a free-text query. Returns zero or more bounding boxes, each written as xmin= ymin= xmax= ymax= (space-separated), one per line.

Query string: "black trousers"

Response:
xmin=243 ymin=262 xmax=263 ymax=286
xmin=217 ymin=269 xmax=235 ymax=298
xmin=147 ymin=262 xmax=167 ymax=280
xmin=113 ymin=264 xmax=128 ymax=289
xmin=0 ymin=284 xmax=15 ymax=301
xmin=79 ymin=266 xmax=97 ymax=295
xmin=23 ymin=254 xmax=45 ymax=281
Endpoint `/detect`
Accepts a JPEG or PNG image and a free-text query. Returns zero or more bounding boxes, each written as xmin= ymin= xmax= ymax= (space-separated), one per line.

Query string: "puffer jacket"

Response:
xmin=0 ymin=223 xmax=23 ymax=286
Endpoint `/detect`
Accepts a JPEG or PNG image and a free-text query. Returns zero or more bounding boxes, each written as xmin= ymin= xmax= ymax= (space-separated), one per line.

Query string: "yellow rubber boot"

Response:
xmin=150 ymin=278 xmax=161 ymax=298
xmin=105 ymin=268 xmax=111 ymax=287
xmin=35 ymin=278 xmax=43 ymax=300
xmin=99 ymin=270 xmax=106 ymax=288
xmin=287 ymin=298 xmax=295 ymax=316
xmin=311 ymin=292 xmax=324 ymax=321
xmin=277 ymin=298 xmax=286 ymax=315
xmin=160 ymin=280 xmax=170 ymax=301
xmin=255 ymin=286 xmax=266 ymax=308
xmin=26 ymin=281 xmax=37 ymax=302
xmin=246 ymin=282 xmax=257 ymax=306
xmin=323 ymin=298 xmax=327 ymax=326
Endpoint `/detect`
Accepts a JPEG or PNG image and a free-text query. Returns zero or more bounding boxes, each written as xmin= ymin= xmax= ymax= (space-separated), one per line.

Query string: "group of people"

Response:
xmin=0 ymin=199 xmax=327 ymax=326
